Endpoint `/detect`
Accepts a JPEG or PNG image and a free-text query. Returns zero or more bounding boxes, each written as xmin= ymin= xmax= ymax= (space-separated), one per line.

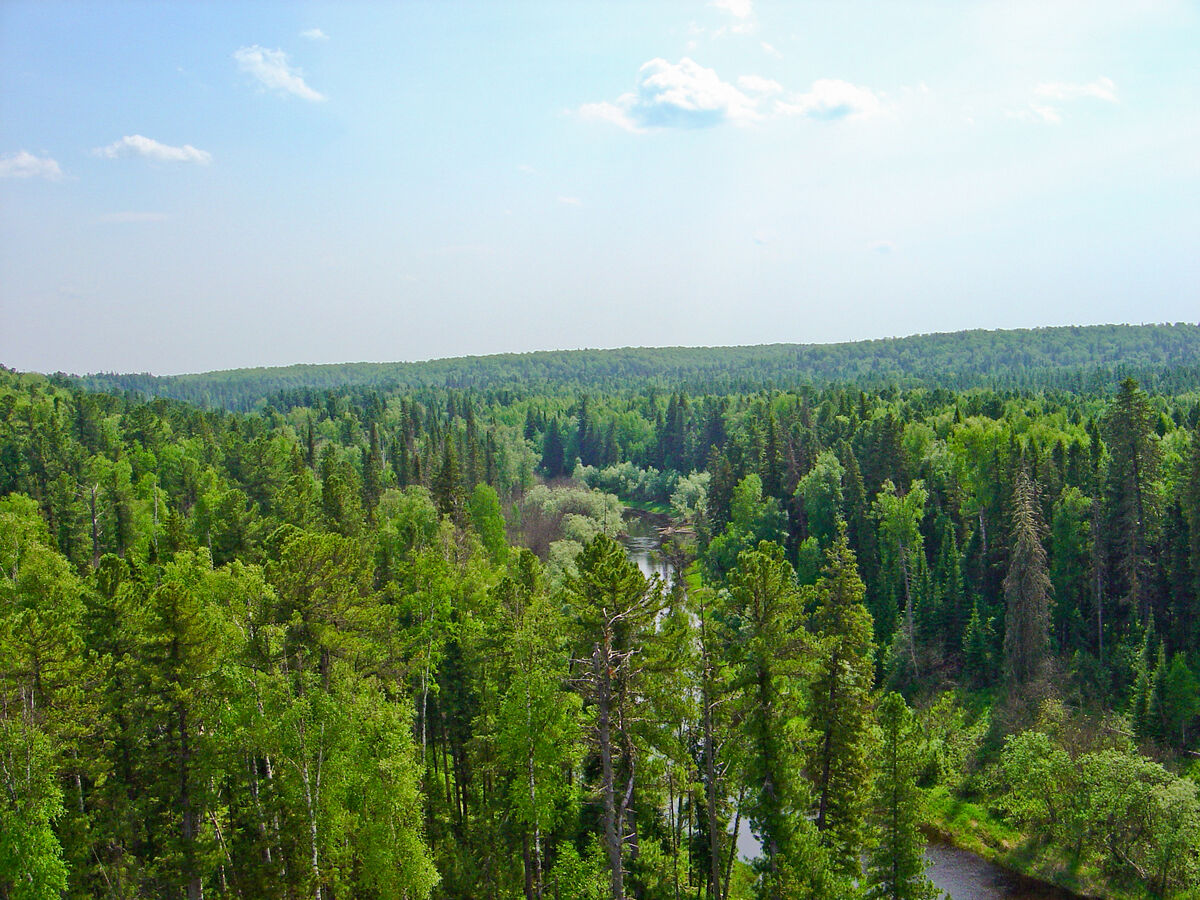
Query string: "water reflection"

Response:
xmin=618 ymin=510 xmax=673 ymax=584
xmin=925 ymin=841 xmax=1083 ymax=899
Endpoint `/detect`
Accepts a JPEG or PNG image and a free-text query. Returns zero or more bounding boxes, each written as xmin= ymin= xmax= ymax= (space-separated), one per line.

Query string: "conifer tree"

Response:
xmin=539 ymin=419 xmax=565 ymax=480
xmin=566 ymin=535 xmax=660 ymax=900
xmin=724 ymin=542 xmax=829 ymax=896
xmin=432 ymin=440 xmax=463 ymax=521
xmin=807 ymin=529 xmax=875 ymax=879
xmin=362 ymin=421 xmax=384 ymax=516
xmin=865 ymin=693 xmax=943 ymax=900
xmin=1003 ymin=466 xmax=1052 ymax=686
xmin=1103 ymin=377 xmax=1161 ymax=627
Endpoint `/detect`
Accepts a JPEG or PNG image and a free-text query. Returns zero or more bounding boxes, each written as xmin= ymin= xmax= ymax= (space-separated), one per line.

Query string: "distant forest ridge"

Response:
xmin=67 ymin=322 xmax=1200 ymax=410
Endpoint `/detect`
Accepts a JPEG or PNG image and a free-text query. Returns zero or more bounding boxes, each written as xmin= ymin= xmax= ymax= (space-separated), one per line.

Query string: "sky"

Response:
xmin=1 ymin=0 xmax=1198 ymax=376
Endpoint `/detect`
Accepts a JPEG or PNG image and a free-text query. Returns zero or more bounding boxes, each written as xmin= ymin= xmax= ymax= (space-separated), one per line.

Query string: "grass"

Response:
xmin=619 ymin=498 xmax=674 ymax=516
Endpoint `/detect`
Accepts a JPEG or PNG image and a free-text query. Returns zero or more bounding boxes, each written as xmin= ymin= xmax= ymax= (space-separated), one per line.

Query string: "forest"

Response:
xmin=70 ymin=323 xmax=1200 ymax=411
xmin=3 ymin=326 xmax=1200 ymax=899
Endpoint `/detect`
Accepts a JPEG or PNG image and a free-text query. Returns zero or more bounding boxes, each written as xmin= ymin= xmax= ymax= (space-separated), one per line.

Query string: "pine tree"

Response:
xmin=962 ymin=597 xmax=994 ymax=687
xmin=761 ymin=409 xmax=783 ymax=499
xmin=1003 ymin=466 xmax=1052 ymax=686
xmin=362 ymin=421 xmax=384 ymax=517
xmin=724 ymin=542 xmax=829 ymax=895
xmin=566 ymin=535 xmax=660 ymax=900
xmin=433 ymin=440 xmax=463 ymax=520
xmin=468 ymin=483 xmax=508 ymax=564
xmin=540 ymin=419 xmax=565 ymax=480
xmin=807 ymin=530 xmax=875 ymax=879
xmin=1103 ymin=377 xmax=1161 ymax=627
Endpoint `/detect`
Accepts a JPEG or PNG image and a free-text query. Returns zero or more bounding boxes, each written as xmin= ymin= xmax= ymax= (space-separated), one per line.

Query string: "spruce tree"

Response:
xmin=432 ymin=440 xmax=463 ymax=520
xmin=724 ymin=541 xmax=831 ymax=896
xmin=865 ymin=693 xmax=943 ymax=900
xmin=1103 ymin=377 xmax=1161 ymax=627
xmin=807 ymin=529 xmax=875 ymax=879
xmin=1003 ymin=466 xmax=1052 ymax=686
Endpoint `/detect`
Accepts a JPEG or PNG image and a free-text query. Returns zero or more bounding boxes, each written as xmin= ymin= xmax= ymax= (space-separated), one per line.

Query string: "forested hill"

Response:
xmin=69 ymin=322 xmax=1200 ymax=411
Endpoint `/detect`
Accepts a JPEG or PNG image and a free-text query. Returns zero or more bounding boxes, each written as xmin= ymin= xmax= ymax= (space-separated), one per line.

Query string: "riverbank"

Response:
xmin=618 ymin=497 xmax=674 ymax=516
xmin=922 ymin=786 xmax=1148 ymax=900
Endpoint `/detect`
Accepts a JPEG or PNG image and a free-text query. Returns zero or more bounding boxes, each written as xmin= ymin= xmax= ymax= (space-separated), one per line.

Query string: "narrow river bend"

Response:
xmin=615 ymin=508 xmax=1084 ymax=900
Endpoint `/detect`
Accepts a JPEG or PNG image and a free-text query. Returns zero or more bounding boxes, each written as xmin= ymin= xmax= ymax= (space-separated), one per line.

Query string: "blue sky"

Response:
xmin=1 ymin=0 xmax=1197 ymax=375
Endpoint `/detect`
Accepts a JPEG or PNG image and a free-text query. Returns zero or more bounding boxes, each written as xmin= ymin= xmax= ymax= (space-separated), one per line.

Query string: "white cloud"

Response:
xmin=1034 ymin=76 xmax=1117 ymax=103
xmin=300 ymin=28 xmax=329 ymax=41
xmin=94 ymin=135 xmax=212 ymax=164
xmin=711 ymin=0 xmax=753 ymax=18
xmin=0 ymin=150 xmax=63 ymax=180
xmin=582 ymin=61 xmax=887 ymax=131
xmin=234 ymin=45 xmax=326 ymax=102
xmin=1030 ymin=104 xmax=1062 ymax=125
xmin=580 ymin=58 xmax=760 ymax=131
xmin=777 ymin=79 xmax=883 ymax=121
xmin=761 ymin=41 xmax=782 ymax=58
xmin=738 ymin=74 xmax=783 ymax=95
xmin=97 ymin=212 xmax=169 ymax=224
xmin=1011 ymin=77 xmax=1116 ymax=125
xmin=579 ymin=100 xmax=640 ymax=131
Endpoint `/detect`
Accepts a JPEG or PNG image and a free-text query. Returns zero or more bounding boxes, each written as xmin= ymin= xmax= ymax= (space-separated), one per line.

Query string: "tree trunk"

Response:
xmin=702 ymin=651 xmax=723 ymax=900
xmin=595 ymin=641 xmax=624 ymax=900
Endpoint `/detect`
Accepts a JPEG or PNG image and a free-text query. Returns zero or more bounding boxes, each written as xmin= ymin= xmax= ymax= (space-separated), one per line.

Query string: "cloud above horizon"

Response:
xmin=300 ymin=28 xmax=329 ymax=41
xmin=776 ymin=78 xmax=883 ymax=121
xmin=234 ymin=45 xmax=326 ymax=102
xmin=581 ymin=59 xmax=882 ymax=131
xmin=710 ymin=0 xmax=753 ymax=17
xmin=1011 ymin=77 xmax=1118 ymax=125
xmin=0 ymin=150 xmax=63 ymax=180
xmin=580 ymin=58 xmax=760 ymax=130
xmin=93 ymin=135 xmax=212 ymax=164
xmin=1034 ymin=76 xmax=1118 ymax=104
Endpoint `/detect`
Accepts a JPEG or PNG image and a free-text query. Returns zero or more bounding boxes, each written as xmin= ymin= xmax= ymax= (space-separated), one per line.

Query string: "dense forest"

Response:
xmin=3 ymin=332 xmax=1200 ymax=899
xmin=71 ymin=323 xmax=1200 ymax=411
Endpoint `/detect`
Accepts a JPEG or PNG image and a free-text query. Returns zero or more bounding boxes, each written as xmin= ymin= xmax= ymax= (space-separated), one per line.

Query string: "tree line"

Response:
xmin=65 ymin=322 xmax=1200 ymax=412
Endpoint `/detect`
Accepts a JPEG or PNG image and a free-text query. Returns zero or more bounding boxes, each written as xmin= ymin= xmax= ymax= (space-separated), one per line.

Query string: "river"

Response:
xmin=923 ymin=840 xmax=1083 ymax=899
xmin=615 ymin=507 xmax=1085 ymax=900
xmin=618 ymin=509 xmax=674 ymax=583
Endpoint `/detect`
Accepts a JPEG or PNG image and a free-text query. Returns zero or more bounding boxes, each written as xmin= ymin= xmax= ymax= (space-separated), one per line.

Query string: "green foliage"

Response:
xmin=707 ymin=474 xmax=786 ymax=579
xmin=0 ymin=718 xmax=68 ymax=899
xmin=865 ymin=693 xmax=944 ymax=900
xmin=76 ymin=323 xmax=1200 ymax=410
xmin=996 ymin=704 xmax=1200 ymax=896
xmin=6 ymin=333 xmax=1200 ymax=899
xmin=798 ymin=450 xmax=845 ymax=548
xmin=807 ymin=532 xmax=876 ymax=878
xmin=467 ymin=482 xmax=508 ymax=563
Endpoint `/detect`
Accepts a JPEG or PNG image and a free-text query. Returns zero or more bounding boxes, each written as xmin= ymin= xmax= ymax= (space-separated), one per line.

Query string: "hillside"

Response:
xmin=65 ymin=322 xmax=1200 ymax=410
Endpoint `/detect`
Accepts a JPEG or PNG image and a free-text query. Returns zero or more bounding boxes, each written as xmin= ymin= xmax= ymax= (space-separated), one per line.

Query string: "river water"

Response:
xmin=924 ymin=841 xmax=1083 ymax=899
xmin=616 ymin=508 xmax=1084 ymax=900
xmin=619 ymin=510 xmax=674 ymax=583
